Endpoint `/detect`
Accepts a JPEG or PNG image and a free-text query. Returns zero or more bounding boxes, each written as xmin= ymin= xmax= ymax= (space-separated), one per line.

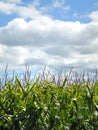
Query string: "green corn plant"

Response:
xmin=0 ymin=68 xmax=98 ymax=130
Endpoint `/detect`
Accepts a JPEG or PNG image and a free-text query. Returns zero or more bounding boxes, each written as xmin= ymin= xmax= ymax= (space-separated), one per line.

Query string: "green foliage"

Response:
xmin=0 ymin=71 xmax=98 ymax=130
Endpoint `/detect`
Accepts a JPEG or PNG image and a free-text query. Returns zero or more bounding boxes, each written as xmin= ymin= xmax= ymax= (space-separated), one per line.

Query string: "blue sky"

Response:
xmin=0 ymin=0 xmax=98 ymax=73
xmin=0 ymin=0 xmax=98 ymax=26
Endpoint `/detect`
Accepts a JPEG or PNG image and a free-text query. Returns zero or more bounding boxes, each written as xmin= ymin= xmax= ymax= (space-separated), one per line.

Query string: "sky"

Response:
xmin=0 ymin=0 xmax=98 ymax=73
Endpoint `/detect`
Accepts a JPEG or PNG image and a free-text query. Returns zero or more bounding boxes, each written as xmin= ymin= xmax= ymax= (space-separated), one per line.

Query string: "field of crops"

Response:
xmin=0 ymin=68 xmax=98 ymax=130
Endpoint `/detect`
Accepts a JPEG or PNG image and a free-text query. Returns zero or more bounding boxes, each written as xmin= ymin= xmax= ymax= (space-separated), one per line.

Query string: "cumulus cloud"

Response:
xmin=0 ymin=18 xmax=86 ymax=47
xmin=0 ymin=14 xmax=98 ymax=70
xmin=0 ymin=1 xmax=98 ymax=71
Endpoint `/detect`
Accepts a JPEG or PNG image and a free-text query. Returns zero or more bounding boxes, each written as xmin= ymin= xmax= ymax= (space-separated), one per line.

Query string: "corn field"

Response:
xmin=0 ymin=67 xmax=98 ymax=130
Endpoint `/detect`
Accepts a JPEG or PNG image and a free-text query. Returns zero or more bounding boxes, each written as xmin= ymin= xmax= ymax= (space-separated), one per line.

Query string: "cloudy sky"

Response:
xmin=0 ymin=0 xmax=98 ymax=72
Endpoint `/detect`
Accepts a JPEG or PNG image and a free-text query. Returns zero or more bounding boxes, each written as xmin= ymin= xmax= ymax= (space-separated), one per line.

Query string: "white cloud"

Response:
xmin=0 ymin=18 xmax=86 ymax=47
xmin=89 ymin=11 xmax=98 ymax=22
xmin=0 ymin=1 xmax=98 ymax=71
xmin=0 ymin=0 xmax=70 ymax=20
xmin=17 ymin=6 xmax=41 ymax=19
xmin=0 ymin=14 xmax=98 ymax=71
xmin=0 ymin=1 xmax=41 ymax=19
xmin=0 ymin=44 xmax=29 ymax=67
xmin=0 ymin=1 xmax=16 ymax=14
